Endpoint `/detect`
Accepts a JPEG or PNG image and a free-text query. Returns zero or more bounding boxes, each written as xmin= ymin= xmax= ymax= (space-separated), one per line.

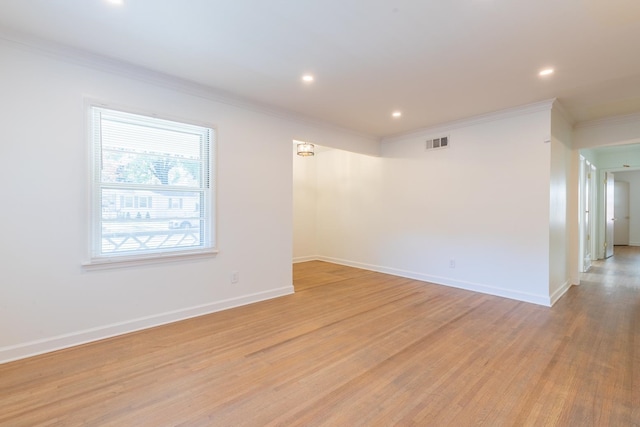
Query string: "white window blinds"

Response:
xmin=90 ymin=106 xmax=215 ymax=260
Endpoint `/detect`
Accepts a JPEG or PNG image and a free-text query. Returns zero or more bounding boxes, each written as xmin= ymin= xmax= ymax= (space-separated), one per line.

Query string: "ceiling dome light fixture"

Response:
xmin=302 ymin=74 xmax=314 ymax=83
xmin=106 ymin=0 xmax=124 ymax=5
xmin=392 ymin=111 xmax=402 ymax=118
xmin=296 ymin=141 xmax=315 ymax=156
xmin=539 ymin=68 xmax=554 ymax=76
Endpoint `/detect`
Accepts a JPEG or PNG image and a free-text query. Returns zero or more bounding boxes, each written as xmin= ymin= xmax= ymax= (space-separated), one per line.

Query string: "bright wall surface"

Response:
xmin=0 ymin=37 xmax=376 ymax=363
xmin=594 ymin=148 xmax=640 ymax=169
xmin=293 ymin=145 xmax=318 ymax=261
xmin=613 ymin=170 xmax=640 ymax=246
xmin=315 ymin=108 xmax=553 ymax=305
xmin=549 ymin=107 xmax=578 ymax=302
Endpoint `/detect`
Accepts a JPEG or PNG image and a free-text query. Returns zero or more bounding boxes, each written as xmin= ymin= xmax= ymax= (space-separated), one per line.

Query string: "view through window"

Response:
xmin=90 ymin=106 xmax=215 ymax=260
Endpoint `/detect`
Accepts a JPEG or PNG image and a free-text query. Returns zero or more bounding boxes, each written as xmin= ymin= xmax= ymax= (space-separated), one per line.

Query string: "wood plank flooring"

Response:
xmin=1 ymin=249 xmax=639 ymax=426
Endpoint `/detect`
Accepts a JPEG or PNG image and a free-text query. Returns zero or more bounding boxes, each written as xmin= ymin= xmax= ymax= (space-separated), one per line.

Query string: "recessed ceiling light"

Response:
xmin=302 ymin=74 xmax=314 ymax=83
xmin=106 ymin=0 xmax=124 ymax=5
xmin=539 ymin=68 xmax=554 ymax=76
xmin=392 ymin=111 xmax=402 ymax=118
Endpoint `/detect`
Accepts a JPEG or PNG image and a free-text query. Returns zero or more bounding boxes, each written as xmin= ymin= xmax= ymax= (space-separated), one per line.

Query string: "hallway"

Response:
xmin=581 ymin=245 xmax=640 ymax=288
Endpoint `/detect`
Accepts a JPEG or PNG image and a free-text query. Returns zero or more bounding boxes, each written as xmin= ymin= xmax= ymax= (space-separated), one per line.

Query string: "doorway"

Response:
xmin=604 ymin=171 xmax=615 ymax=258
xmin=580 ymin=143 xmax=640 ymax=268
xmin=614 ymin=180 xmax=630 ymax=246
xmin=579 ymin=156 xmax=596 ymax=271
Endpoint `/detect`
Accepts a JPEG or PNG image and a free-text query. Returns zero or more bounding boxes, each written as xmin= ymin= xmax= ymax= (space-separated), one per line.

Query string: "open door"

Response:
xmin=614 ymin=181 xmax=630 ymax=245
xmin=605 ymin=171 xmax=615 ymax=258
xmin=579 ymin=157 xmax=594 ymax=271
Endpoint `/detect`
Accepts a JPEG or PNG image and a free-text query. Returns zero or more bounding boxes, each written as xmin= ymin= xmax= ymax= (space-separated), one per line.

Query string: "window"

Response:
xmin=168 ymin=198 xmax=183 ymax=209
xmin=89 ymin=105 xmax=215 ymax=264
xmin=136 ymin=196 xmax=151 ymax=209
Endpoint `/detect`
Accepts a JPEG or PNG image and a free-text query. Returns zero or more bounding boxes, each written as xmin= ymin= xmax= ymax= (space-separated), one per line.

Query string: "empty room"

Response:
xmin=1 ymin=1 xmax=639 ymax=425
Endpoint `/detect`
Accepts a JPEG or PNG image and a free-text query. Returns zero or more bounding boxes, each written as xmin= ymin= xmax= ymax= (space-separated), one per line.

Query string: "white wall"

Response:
xmin=314 ymin=108 xmax=554 ymax=305
xmin=549 ymin=106 xmax=578 ymax=302
xmin=613 ymin=171 xmax=640 ymax=246
xmin=316 ymin=149 xmax=385 ymax=267
xmin=574 ymin=113 xmax=640 ymax=150
xmin=0 ymin=37 xmax=377 ymax=363
xmin=293 ymin=145 xmax=318 ymax=261
xmin=593 ymin=147 xmax=640 ymax=168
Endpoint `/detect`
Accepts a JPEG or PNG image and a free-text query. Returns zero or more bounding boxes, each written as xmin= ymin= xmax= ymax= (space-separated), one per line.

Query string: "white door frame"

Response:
xmin=604 ymin=171 xmax=615 ymax=258
xmin=594 ymin=166 xmax=640 ymax=259
xmin=578 ymin=156 xmax=597 ymax=271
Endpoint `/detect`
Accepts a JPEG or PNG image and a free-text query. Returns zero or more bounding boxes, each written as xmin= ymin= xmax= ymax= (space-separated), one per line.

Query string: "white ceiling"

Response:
xmin=1 ymin=0 xmax=640 ymax=138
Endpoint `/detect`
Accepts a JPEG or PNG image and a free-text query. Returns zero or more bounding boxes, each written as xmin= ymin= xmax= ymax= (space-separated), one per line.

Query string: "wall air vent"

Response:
xmin=425 ymin=136 xmax=449 ymax=151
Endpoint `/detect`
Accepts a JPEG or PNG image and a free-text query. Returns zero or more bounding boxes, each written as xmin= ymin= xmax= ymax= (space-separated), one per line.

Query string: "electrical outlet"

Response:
xmin=449 ymin=259 xmax=456 ymax=268
xmin=231 ymin=271 xmax=239 ymax=284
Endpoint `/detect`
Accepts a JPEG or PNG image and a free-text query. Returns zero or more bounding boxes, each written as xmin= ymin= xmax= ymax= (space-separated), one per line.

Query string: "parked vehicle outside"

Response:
xmin=168 ymin=219 xmax=200 ymax=229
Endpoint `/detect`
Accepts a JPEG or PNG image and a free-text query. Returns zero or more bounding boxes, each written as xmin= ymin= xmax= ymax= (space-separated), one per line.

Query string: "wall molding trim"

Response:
xmin=574 ymin=111 xmax=640 ymax=130
xmin=316 ymin=256 xmax=552 ymax=307
xmin=0 ymin=29 xmax=377 ymax=144
xmin=0 ymin=286 xmax=293 ymax=365
xmin=382 ymin=98 xmax=556 ymax=143
xmin=293 ymin=256 xmax=319 ymax=264
xmin=551 ymin=99 xmax=575 ymax=126
xmin=550 ymin=280 xmax=573 ymax=306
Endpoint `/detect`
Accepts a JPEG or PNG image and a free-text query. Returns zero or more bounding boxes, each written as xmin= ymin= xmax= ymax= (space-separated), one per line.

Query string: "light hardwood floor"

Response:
xmin=1 ymin=249 xmax=638 ymax=426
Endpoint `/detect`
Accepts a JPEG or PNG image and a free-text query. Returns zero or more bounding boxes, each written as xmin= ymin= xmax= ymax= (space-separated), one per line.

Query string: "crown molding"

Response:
xmin=381 ymin=98 xmax=556 ymax=143
xmin=0 ymin=27 xmax=378 ymax=143
xmin=574 ymin=111 xmax=640 ymax=130
xmin=551 ymin=99 xmax=575 ymax=126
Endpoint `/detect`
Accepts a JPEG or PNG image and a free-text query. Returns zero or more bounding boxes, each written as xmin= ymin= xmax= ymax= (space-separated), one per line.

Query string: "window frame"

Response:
xmin=84 ymin=101 xmax=218 ymax=270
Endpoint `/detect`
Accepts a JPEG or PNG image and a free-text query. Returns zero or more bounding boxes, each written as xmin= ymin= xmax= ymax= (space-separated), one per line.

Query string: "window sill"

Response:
xmin=82 ymin=249 xmax=219 ymax=271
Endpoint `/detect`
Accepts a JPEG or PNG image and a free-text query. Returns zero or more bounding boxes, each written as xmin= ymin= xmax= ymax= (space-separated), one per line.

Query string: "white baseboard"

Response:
xmin=0 ymin=286 xmax=294 ymax=365
xmin=292 ymin=255 xmax=319 ymax=263
xmin=570 ymin=274 xmax=581 ymax=286
xmin=550 ymin=280 xmax=572 ymax=306
xmin=629 ymin=242 xmax=640 ymax=247
xmin=317 ymin=256 xmax=552 ymax=307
